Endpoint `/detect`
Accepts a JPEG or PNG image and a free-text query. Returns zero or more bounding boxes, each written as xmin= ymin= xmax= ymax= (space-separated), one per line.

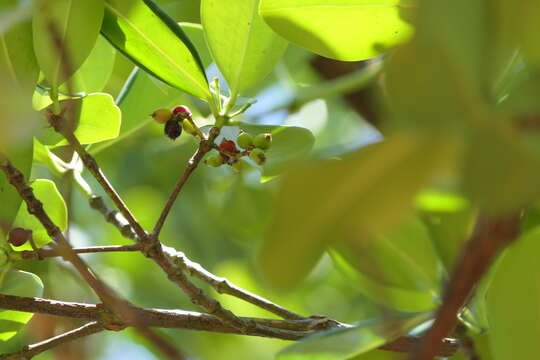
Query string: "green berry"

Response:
xmin=205 ymin=153 xmax=224 ymax=167
xmin=230 ymin=160 xmax=243 ymax=171
xmin=249 ymin=148 xmax=266 ymax=165
xmin=182 ymin=119 xmax=199 ymax=136
xmin=237 ymin=131 xmax=253 ymax=149
xmin=253 ymin=133 xmax=272 ymax=150
xmin=151 ymin=108 xmax=172 ymax=124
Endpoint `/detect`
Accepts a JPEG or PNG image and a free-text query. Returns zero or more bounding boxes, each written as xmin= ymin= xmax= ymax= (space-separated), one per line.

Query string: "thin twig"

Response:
xmin=163 ymin=246 xmax=305 ymax=320
xmin=0 ymin=294 xmax=459 ymax=356
xmin=78 ymin=166 xmax=305 ymax=321
xmin=0 ymin=322 xmax=104 ymax=360
xmin=412 ymin=214 xmax=521 ymax=360
xmin=20 ymin=244 xmax=142 ymax=259
xmin=152 ymin=127 xmax=220 ymax=238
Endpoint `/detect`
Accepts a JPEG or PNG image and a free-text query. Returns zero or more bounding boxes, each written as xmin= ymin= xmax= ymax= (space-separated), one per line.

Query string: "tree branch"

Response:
xmin=20 ymin=244 xmax=142 ymax=259
xmin=0 ymin=155 xmax=182 ymax=360
xmin=0 ymin=322 xmax=104 ymax=360
xmin=0 ymin=157 xmax=119 ymax=307
xmin=0 ymin=294 xmax=459 ymax=357
xmin=412 ymin=214 xmax=521 ymax=360
xmin=152 ymin=126 xmax=220 ymax=238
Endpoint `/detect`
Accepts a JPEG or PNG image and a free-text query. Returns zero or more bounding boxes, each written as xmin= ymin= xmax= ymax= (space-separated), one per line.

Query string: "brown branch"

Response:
xmin=152 ymin=126 xmax=220 ymax=238
xmin=0 ymin=157 xmax=119 ymax=307
xmin=412 ymin=214 xmax=521 ymax=360
xmin=80 ymin=176 xmax=305 ymax=321
xmin=59 ymin=130 xmax=148 ymax=241
xmin=0 ymin=294 xmax=459 ymax=356
xmin=0 ymin=322 xmax=104 ymax=360
xmin=163 ymin=246 xmax=305 ymax=320
xmin=20 ymin=244 xmax=142 ymax=259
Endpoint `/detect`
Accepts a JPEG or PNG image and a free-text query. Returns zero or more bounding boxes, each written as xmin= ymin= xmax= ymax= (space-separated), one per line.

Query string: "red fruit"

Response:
xmin=172 ymin=105 xmax=192 ymax=118
xmin=219 ymin=139 xmax=238 ymax=153
xmin=8 ymin=228 xmax=32 ymax=247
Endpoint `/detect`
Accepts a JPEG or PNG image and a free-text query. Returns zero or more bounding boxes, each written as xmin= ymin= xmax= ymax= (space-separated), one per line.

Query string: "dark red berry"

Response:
xmin=172 ymin=105 xmax=192 ymax=119
xmin=164 ymin=119 xmax=182 ymax=140
xmin=219 ymin=139 xmax=238 ymax=153
xmin=8 ymin=228 xmax=32 ymax=247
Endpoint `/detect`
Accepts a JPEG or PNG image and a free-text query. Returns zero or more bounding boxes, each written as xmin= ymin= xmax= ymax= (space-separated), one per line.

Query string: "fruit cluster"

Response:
xmin=151 ymin=105 xmax=199 ymax=140
xmin=205 ymin=131 xmax=272 ymax=170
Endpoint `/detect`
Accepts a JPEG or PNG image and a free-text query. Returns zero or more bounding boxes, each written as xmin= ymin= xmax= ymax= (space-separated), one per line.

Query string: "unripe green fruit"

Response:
xmin=249 ymin=148 xmax=266 ymax=165
xmin=230 ymin=160 xmax=243 ymax=171
xmin=205 ymin=153 xmax=224 ymax=167
xmin=151 ymin=108 xmax=172 ymax=124
xmin=182 ymin=119 xmax=199 ymax=136
xmin=237 ymin=131 xmax=253 ymax=149
xmin=253 ymin=133 xmax=272 ymax=150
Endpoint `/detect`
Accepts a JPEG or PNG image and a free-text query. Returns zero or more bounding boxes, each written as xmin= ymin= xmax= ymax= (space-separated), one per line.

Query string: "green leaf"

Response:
xmin=0 ymin=270 xmax=43 ymax=342
xmin=349 ymin=350 xmax=408 ymax=360
xmin=259 ymin=0 xmax=414 ymax=61
xmin=0 ymin=0 xmax=39 ymax=96
xmin=33 ymin=0 xmax=105 ymax=87
xmin=258 ymin=135 xmax=456 ymax=289
xmin=384 ymin=0 xmax=496 ymax=134
xmin=180 ymin=23 xmax=212 ymax=69
xmin=238 ymin=123 xmax=314 ymax=177
xmin=277 ymin=312 xmax=432 ymax=360
xmin=101 ymin=0 xmax=210 ymax=100
xmin=89 ymin=69 xmax=187 ymax=154
xmin=461 ymin=126 xmax=540 ymax=214
xmin=331 ymin=250 xmax=438 ymax=312
xmin=202 ymin=0 xmax=288 ymax=96
xmin=9 ymin=179 xmax=67 ymax=250
xmin=37 ymin=93 xmax=121 ymax=146
xmin=59 ymin=35 xmax=116 ymax=94
xmin=416 ymin=190 xmax=476 ymax=272
xmin=486 ymin=225 xmax=540 ymax=359
xmin=331 ymin=217 xmax=441 ymax=312
xmin=0 ymin=141 xmax=33 ymax=233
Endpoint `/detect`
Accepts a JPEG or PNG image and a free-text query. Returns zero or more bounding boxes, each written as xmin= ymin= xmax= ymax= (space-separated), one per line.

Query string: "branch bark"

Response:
xmin=411 ymin=214 xmax=521 ymax=360
xmin=0 ymin=294 xmax=459 ymax=357
xmin=0 ymin=322 xmax=103 ymax=360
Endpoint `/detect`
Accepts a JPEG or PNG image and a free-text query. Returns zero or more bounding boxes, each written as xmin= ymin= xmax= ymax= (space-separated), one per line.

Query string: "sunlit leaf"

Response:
xmin=486 ymin=226 xmax=540 ymax=359
xmin=277 ymin=312 xmax=432 ymax=360
xmin=202 ymin=0 xmax=288 ymax=96
xmin=9 ymin=179 xmax=67 ymax=250
xmin=259 ymin=0 xmax=414 ymax=61
xmin=101 ymin=0 xmax=210 ymax=100
xmin=33 ymin=0 xmax=104 ymax=87
xmin=37 ymin=93 xmax=121 ymax=146
xmin=59 ymin=35 xmax=116 ymax=94
xmin=0 ymin=270 xmax=43 ymax=342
